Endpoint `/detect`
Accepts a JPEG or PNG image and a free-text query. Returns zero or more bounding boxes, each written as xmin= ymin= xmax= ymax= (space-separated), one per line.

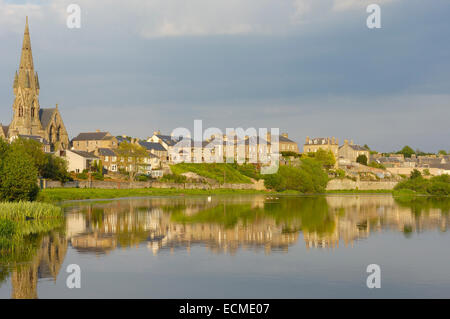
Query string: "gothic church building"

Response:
xmin=0 ymin=18 xmax=69 ymax=151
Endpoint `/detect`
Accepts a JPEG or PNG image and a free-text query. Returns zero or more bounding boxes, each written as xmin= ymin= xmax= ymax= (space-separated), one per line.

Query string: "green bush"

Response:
xmin=232 ymin=163 xmax=262 ymax=180
xmin=263 ymin=158 xmax=328 ymax=193
xmin=137 ymin=174 xmax=149 ymax=182
xmin=410 ymin=169 xmax=422 ymax=179
xmin=356 ymin=154 xmax=368 ymax=165
xmin=12 ymin=137 xmax=71 ymax=182
xmin=394 ymin=174 xmax=449 ymax=196
xmin=0 ymin=143 xmax=39 ymax=202
xmin=76 ymin=172 xmax=88 ymax=180
xmin=170 ymin=163 xmax=252 ymax=184
xmin=92 ymin=172 xmax=104 ymax=181
xmin=161 ymin=174 xmax=187 ymax=183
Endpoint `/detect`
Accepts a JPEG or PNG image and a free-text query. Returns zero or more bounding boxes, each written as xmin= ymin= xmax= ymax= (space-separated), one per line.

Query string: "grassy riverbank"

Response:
xmin=36 ymin=187 xmax=405 ymax=203
xmin=0 ymin=202 xmax=64 ymax=264
xmin=37 ymin=187 xmax=272 ymax=202
xmin=326 ymin=189 xmax=393 ymax=194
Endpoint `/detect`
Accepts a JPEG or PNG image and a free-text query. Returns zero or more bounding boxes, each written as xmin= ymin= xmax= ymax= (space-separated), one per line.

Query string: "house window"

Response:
xmin=112 ymin=156 xmax=117 ymax=162
xmin=111 ymin=164 xmax=117 ymax=172
xmin=105 ymin=156 xmax=109 ymax=161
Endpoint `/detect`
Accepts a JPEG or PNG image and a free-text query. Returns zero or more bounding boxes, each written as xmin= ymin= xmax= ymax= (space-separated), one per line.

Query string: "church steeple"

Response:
xmin=9 ymin=17 xmax=42 ymax=137
xmin=7 ymin=17 xmax=69 ymax=150
xmin=17 ymin=16 xmax=36 ymax=89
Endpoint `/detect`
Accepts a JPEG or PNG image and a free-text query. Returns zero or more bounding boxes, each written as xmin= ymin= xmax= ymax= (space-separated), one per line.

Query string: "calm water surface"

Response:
xmin=0 ymin=194 xmax=449 ymax=298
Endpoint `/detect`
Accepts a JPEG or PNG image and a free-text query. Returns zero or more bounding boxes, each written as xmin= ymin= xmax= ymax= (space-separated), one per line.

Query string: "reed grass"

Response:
xmin=0 ymin=201 xmax=63 ymax=220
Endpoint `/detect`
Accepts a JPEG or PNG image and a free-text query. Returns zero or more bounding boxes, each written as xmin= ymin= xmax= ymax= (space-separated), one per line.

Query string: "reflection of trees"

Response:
xmin=394 ymin=196 xmax=450 ymax=216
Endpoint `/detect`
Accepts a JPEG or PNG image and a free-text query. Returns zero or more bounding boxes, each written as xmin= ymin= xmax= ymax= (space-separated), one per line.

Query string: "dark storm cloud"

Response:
xmin=0 ymin=0 xmax=449 ymax=152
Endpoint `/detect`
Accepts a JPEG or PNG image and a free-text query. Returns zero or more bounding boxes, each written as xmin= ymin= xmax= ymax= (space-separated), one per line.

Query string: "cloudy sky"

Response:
xmin=0 ymin=0 xmax=449 ymax=152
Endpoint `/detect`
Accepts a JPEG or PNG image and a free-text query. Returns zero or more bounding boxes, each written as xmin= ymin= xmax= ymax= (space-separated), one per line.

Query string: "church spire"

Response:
xmin=18 ymin=16 xmax=36 ymax=88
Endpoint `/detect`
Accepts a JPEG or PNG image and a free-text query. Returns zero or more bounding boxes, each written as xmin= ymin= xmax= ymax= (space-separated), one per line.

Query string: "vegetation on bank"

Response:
xmin=0 ymin=202 xmax=64 ymax=266
xmin=37 ymin=187 xmax=272 ymax=202
xmin=263 ymin=158 xmax=329 ymax=193
xmin=0 ymin=137 xmax=72 ymax=202
xmin=393 ymin=170 xmax=449 ymax=196
xmin=169 ymin=163 xmax=253 ymax=184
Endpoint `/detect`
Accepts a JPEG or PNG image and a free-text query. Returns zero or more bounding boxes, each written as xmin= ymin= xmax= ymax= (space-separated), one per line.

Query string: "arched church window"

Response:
xmin=19 ymin=106 xmax=23 ymax=117
xmin=31 ymin=107 xmax=35 ymax=118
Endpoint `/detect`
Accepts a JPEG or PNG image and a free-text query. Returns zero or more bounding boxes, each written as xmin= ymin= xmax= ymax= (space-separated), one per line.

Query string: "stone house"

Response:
xmin=71 ymin=131 xmax=118 ymax=153
xmin=272 ymin=133 xmax=299 ymax=153
xmin=303 ymin=137 xmax=339 ymax=159
xmin=137 ymin=140 xmax=168 ymax=163
xmin=95 ymin=148 xmax=119 ymax=172
xmin=338 ymin=140 xmax=370 ymax=164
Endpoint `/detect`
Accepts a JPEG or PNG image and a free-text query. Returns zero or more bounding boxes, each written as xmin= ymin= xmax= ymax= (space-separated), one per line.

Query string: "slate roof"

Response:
xmin=38 ymin=108 xmax=56 ymax=129
xmin=1 ymin=125 xmax=8 ymax=137
xmin=156 ymin=134 xmax=179 ymax=147
xmin=72 ymin=132 xmax=109 ymax=141
xmin=19 ymin=134 xmax=50 ymax=145
xmin=376 ymin=157 xmax=403 ymax=163
xmin=138 ymin=141 xmax=167 ymax=151
xmin=97 ymin=148 xmax=116 ymax=156
xmin=277 ymin=135 xmax=297 ymax=144
xmin=347 ymin=144 xmax=368 ymax=151
xmin=245 ymin=136 xmax=270 ymax=145
xmin=115 ymin=136 xmax=131 ymax=144
xmin=69 ymin=150 xmax=98 ymax=159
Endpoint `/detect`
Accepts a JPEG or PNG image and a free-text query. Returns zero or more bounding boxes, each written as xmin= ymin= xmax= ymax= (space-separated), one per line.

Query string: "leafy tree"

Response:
xmin=0 ymin=144 xmax=39 ymax=202
xmin=116 ymin=141 xmax=149 ymax=181
xmin=438 ymin=150 xmax=448 ymax=156
xmin=397 ymin=146 xmax=415 ymax=158
xmin=12 ymin=138 xmax=47 ymax=175
xmin=306 ymin=149 xmax=335 ymax=169
xmin=263 ymin=158 xmax=328 ymax=193
xmin=410 ymin=169 xmax=422 ymax=179
xmin=356 ymin=154 xmax=368 ymax=165
xmin=42 ymin=155 xmax=72 ymax=182
xmin=12 ymin=137 xmax=71 ymax=182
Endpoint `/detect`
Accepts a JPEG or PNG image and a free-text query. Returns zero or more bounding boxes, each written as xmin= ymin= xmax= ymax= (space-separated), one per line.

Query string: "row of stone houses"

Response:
xmin=303 ymin=136 xmax=370 ymax=166
xmin=62 ymin=130 xmax=301 ymax=176
xmin=373 ymin=154 xmax=450 ymax=176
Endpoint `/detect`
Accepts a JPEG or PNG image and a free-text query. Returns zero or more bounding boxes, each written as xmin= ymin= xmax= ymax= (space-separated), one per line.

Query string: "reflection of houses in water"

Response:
xmin=151 ymin=219 xmax=298 ymax=255
xmin=65 ymin=196 xmax=449 ymax=254
xmin=303 ymin=196 xmax=448 ymax=249
xmin=11 ymin=232 xmax=67 ymax=299
xmin=65 ymin=197 xmax=298 ymax=255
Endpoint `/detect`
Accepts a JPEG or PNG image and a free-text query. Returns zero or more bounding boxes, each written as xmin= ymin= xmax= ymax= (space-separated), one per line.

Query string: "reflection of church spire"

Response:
xmin=11 ymin=233 xmax=68 ymax=299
